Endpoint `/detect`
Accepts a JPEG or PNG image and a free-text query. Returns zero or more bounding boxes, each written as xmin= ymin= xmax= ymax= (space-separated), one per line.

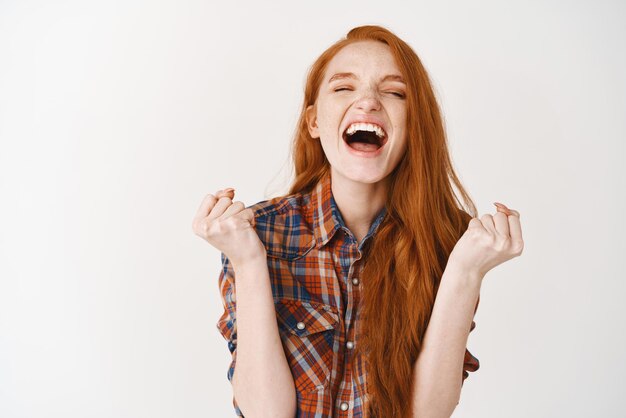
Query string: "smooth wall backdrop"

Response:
xmin=1 ymin=0 xmax=624 ymax=417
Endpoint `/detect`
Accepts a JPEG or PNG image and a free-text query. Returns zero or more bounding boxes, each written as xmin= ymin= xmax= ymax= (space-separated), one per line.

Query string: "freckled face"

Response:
xmin=306 ymin=40 xmax=408 ymax=185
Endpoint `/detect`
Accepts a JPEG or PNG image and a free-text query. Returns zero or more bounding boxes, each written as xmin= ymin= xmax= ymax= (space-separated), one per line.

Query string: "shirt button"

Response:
xmin=352 ymin=278 xmax=359 ymax=285
xmin=340 ymin=401 xmax=349 ymax=411
xmin=346 ymin=341 xmax=354 ymax=349
xmin=296 ymin=322 xmax=306 ymax=330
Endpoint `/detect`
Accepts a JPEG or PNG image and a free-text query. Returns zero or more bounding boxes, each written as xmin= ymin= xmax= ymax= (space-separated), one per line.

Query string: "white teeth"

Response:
xmin=345 ymin=122 xmax=386 ymax=138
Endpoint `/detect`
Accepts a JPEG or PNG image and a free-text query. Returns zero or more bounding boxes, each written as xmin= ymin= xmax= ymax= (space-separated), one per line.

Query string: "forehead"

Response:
xmin=323 ymin=40 xmax=401 ymax=80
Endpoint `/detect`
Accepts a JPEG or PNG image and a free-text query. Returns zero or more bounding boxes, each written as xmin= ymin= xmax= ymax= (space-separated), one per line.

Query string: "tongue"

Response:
xmin=349 ymin=142 xmax=379 ymax=152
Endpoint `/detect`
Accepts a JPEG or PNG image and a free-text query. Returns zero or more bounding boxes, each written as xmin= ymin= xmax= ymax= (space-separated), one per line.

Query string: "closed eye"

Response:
xmin=333 ymin=87 xmax=405 ymax=98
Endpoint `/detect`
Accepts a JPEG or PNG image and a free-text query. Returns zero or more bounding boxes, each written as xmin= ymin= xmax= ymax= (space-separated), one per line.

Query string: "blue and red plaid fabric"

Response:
xmin=216 ymin=171 xmax=480 ymax=417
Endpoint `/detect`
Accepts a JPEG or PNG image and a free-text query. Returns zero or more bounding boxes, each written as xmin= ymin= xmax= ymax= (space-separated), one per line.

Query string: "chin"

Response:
xmin=332 ymin=166 xmax=388 ymax=185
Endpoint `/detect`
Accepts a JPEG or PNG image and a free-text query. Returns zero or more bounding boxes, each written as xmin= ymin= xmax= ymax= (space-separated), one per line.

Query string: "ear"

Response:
xmin=305 ymin=104 xmax=320 ymax=139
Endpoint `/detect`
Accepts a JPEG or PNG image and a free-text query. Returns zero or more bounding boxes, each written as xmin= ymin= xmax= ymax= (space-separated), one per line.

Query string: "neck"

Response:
xmin=330 ymin=169 xmax=389 ymax=244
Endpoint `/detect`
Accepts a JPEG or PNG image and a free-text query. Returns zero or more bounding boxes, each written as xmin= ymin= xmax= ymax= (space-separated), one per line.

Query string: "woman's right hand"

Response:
xmin=192 ymin=188 xmax=266 ymax=267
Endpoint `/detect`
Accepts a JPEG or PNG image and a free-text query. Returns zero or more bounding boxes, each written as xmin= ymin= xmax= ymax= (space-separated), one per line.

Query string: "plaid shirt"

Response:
xmin=216 ymin=172 xmax=480 ymax=417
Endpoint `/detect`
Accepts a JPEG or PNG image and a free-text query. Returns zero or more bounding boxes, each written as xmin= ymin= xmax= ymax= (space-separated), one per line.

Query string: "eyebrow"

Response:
xmin=327 ymin=72 xmax=406 ymax=84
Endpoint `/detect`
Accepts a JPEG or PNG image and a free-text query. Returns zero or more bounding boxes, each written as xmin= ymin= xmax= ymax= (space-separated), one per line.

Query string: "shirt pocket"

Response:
xmin=274 ymin=298 xmax=339 ymax=394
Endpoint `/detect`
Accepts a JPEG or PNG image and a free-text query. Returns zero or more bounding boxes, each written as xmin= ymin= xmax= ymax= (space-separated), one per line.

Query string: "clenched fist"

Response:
xmin=192 ymin=188 xmax=266 ymax=268
xmin=448 ymin=202 xmax=524 ymax=280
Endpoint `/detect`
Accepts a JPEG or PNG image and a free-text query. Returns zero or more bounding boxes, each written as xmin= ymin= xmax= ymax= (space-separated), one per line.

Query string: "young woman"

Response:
xmin=192 ymin=25 xmax=524 ymax=418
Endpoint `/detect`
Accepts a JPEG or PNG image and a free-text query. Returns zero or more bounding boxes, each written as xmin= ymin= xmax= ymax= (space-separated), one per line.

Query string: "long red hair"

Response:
xmin=286 ymin=25 xmax=478 ymax=417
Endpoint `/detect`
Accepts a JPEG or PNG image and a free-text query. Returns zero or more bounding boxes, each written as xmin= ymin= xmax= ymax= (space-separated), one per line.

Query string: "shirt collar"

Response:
xmin=310 ymin=171 xmax=387 ymax=251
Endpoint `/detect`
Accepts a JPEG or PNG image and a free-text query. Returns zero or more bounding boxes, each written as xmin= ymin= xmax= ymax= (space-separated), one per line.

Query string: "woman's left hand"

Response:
xmin=448 ymin=202 xmax=524 ymax=280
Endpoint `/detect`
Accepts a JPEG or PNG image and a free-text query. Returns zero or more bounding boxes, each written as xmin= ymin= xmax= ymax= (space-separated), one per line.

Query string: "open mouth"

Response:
xmin=342 ymin=123 xmax=388 ymax=152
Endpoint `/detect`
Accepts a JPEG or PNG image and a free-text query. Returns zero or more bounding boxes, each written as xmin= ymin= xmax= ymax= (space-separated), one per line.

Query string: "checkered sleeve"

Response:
xmin=462 ymin=294 xmax=480 ymax=385
xmin=216 ymin=252 xmax=245 ymax=416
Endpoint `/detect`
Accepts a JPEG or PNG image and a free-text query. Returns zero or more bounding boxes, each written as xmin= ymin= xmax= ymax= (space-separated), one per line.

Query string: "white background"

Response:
xmin=1 ymin=0 xmax=624 ymax=417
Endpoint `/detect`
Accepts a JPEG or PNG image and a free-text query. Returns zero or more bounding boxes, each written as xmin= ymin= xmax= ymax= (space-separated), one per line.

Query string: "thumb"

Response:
xmin=216 ymin=188 xmax=235 ymax=199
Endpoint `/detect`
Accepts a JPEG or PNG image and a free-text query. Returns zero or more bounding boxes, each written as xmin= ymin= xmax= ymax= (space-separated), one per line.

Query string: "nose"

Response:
xmin=355 ymin=90 xmax=381 ymax=112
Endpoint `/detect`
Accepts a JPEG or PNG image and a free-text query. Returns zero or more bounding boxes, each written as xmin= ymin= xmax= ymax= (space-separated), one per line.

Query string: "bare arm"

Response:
xmin=192 ymin=188 xmax=297 ymax=417
xmin=231 ymin=256 xmax=297 ymax=418
xmin=411 ymin=262 xmax=482 ymax=418
xmin=411 ymin=203 xmax=523 ymax=417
